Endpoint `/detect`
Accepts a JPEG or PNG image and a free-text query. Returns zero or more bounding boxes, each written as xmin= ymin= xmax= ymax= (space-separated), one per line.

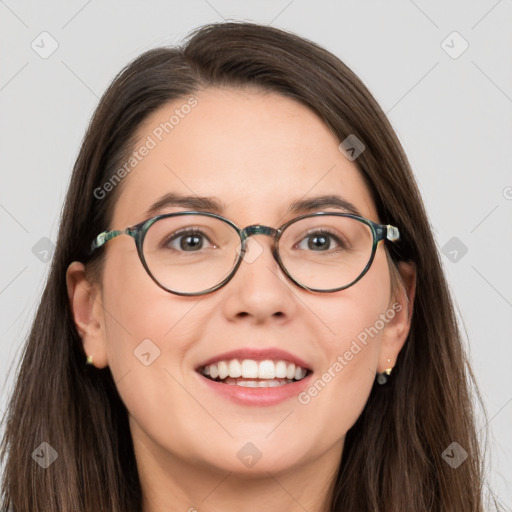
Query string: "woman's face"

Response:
xmin=71 ymin=87 xmax=411 ymax=480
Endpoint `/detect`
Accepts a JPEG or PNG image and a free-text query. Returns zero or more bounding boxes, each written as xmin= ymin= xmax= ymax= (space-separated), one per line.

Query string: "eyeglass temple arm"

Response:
xmin=385 ymin=225 xmax=400 ymax=242
xmin=375 ymin=224 xmax=400 ymax=242
xmin=89 ymin=228 xmax=137 ymax=254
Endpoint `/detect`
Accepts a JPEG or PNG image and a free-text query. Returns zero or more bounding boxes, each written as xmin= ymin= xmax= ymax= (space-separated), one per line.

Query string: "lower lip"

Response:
xmin=196 ymin=372 xmax=314 ymax=406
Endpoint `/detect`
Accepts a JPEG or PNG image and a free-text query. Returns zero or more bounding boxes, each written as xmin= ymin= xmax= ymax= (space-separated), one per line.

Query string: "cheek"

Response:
xmin=99 ymin=251 xmax=213 ymax=444
xmin=100 ymin=249 xmax=202 ymax=388
xmin=301 ymin=249 xmax=392 ymax=430
xmin=102 ymin=245 xmax=201 ymax=337
xmin=322 ymin=246 xmax=391 ymax=354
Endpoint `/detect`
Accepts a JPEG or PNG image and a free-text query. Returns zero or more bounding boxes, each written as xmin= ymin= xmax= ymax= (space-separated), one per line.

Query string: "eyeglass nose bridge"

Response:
xmin=238 ymin=224 xmax=281 ymax=257
xmin=239 ymin=223 xmax=280 ymax=247
xmin=240 ymin=224 xmax=279 ymax=241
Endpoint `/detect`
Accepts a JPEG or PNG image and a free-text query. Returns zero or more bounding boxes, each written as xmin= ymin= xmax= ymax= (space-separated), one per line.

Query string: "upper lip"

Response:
xmin=195 ymin=348 xmax=312 ymax=372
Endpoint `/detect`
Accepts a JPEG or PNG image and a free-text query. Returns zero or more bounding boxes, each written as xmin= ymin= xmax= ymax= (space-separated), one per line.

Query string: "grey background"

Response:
xmin=1 ymin=0 xmax=511 ymax=506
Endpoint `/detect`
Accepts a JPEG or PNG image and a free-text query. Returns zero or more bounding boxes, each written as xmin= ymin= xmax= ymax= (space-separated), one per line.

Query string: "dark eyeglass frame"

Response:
xmin=89 ymin=211 xmax=400 ymax=296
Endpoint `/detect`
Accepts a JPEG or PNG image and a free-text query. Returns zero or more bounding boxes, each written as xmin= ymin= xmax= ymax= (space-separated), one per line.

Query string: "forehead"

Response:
xmin=111 ymin=87 xmax=377 ymax=226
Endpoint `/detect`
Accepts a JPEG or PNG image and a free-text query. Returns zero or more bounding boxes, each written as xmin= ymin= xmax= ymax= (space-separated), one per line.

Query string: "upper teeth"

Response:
xmin=201 ymin=359 xmax=308 ymax=381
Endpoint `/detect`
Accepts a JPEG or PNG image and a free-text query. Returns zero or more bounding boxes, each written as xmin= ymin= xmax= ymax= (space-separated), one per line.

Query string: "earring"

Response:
xmin=86 ymin=355 xmax=94 ymax=366
xmin=376 ymin=358 xmax=393 ymax=385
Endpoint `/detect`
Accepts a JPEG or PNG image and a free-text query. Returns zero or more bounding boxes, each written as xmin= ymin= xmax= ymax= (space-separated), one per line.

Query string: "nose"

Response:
xmin=220 ymin=230 xmax=297 ymax=324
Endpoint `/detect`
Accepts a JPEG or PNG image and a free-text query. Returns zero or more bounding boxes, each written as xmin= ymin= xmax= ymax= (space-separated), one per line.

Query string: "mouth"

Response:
xmin=197 ymin=358 xmax=312 ymax=387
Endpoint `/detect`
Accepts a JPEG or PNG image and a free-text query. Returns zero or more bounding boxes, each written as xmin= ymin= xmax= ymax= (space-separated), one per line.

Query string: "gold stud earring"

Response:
xmin=377 ymin=358 xmax=394 ymax=385
xmin=86 ymin=355 xmax=94 ymax=366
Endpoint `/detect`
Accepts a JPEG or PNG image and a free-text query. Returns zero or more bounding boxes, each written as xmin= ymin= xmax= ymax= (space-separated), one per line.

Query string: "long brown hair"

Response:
xmin=1 ymin=21 xmax=499 ymax=511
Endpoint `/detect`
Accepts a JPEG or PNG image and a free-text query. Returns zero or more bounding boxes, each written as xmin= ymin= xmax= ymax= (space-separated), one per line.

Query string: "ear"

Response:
xmin=377 ymin=260 xmax=416 ymax=373
xmin=66 ymin=261 xmax=109 ymax=368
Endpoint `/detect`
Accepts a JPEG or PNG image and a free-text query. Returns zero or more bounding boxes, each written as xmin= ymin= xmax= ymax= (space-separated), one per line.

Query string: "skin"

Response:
xmin=67 ymin=87 xmax=416 ymax=512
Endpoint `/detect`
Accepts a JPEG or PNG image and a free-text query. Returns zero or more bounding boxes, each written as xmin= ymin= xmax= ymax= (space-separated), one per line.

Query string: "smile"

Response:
xmin=199 ymin=358 xmax=311 ymax=387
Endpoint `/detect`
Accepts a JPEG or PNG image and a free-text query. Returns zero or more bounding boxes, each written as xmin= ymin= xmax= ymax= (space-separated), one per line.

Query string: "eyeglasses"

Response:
xmin=89 ymin=211 xmax=400 ymax=296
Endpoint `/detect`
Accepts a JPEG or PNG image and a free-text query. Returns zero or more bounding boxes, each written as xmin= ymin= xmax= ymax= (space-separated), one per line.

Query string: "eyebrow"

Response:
xmin=287 ymin=195 xmax=361 ymax=216
xmin=144 ymin=192 xmax=362 ymax=218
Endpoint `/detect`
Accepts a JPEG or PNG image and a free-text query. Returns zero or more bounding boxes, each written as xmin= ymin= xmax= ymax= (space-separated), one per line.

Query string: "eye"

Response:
xmin=295 ymin=230 xmax=347 ymax=252
xmin=164 ymin=228 xmax=214 ymax=252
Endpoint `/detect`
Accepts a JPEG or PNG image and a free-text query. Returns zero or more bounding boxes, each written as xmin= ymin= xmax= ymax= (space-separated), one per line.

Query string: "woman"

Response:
xmin=0 ymin=21 xmax=497 ymax=511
